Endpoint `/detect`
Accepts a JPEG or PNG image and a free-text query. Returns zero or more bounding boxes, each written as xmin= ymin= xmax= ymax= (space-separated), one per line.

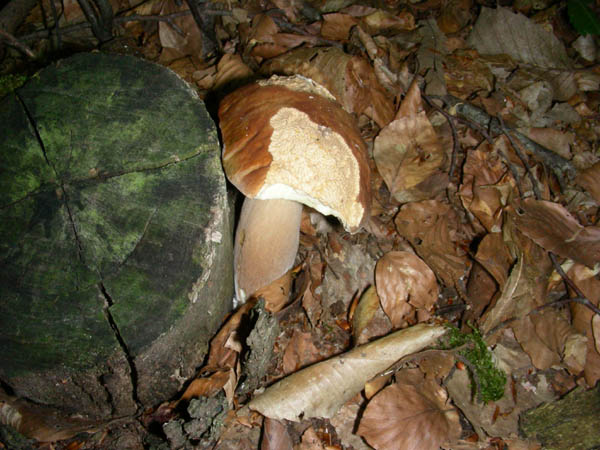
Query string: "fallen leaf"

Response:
xmin=373 ymin=81 xmax=447 ymax=203
xmin=180 ymin=371 xmax=230 ymax=401
xmin=359 ymin=9 xmax=415 ymax=34
xmin=282 ymin=330 xmax=321 ymax=375
xmin=467 ymin=7 xmax=576 ymax=100
xmin=261 ymin=417 xmax=293 ymax=450
xmin=254 ymin=269 xmax=294 ymax=313
xmin=459 ymin=141 xmax=513 ymax=233
xmin=446 ymin=364 xmax=555 ymax=439
xmin=330 ymin=400 xmax=372 ymax=450
xmin=375 ymin=251 xmax=438 ymax=328
xmin=443 ymin=49 xmax=494 ymax=99
xmin=213 ymin=53 xmax=254 ymax=90
xmin=509 ymin=198 xmax=600 ymax=269
xmin=205 ymin=299 xmax=257 ymax=371
xmin=158 ymin=0 xmax=203 ymax=61
xmin=261 ymin=46 xmax=394 ymax=127
xmin=357 ymin=374 xmax=460 ymax=450
xmin=518 ymin=128 xmax=574 ymax=160
xmin=473 ymin=233 xmax=514 ymax=287
xmin=0 ymin=391 xmax=107 ymax=443
xmin=563 ymin=332 xmax=588 ymax=375
xmin=395 ymin=200 xmax=473 ymax=288
xmin=480 ymin=257 xmax=531 ymax=335
xmin=568 ymin=264 xmax=600 ymax=386
xmin=352 ymin=285 xmax=392 ymax=345
xmin=298 ymin=426 xmax=326 ymax=450
xmin=576 ymin=162 xmax=600 ymax=205
xmin=437 ymin=0 xmax=472 ymax=33
xmin=320 ymin=13 xmax=359 ymax=41
xmin=248 ymin=323 xmax=447 ymax=421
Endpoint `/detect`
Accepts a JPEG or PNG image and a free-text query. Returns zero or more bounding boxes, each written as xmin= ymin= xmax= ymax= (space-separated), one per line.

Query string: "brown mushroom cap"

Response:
xmin=219 ymin=75 xmax=371 ymax=232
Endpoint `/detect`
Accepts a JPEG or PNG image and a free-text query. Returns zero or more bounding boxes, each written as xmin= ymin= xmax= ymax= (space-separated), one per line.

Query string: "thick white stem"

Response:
xmin=234 ymin=197 xmax=302 ymax=304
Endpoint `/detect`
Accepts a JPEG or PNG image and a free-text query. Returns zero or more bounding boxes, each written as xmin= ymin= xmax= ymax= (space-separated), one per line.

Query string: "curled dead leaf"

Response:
xmin=248 ymin=323 xmax=447 ymax=421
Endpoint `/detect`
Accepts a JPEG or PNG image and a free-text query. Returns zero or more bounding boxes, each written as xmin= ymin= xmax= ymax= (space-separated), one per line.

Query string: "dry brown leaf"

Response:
xmin=512 ymin=315 xmax=561 ymax=370
xmin=352 ymin=285 xmax=392 ymax=345
xmin=330 ymin=400 xmax=372 ymax=450
xmin=594 ymin=315 xmax=600 ymax=354
xmin=180 ymin=371 xmax=230 ymax=401
xmin=248 ymin=324 xmax=447 ymax=421
xmin=443 ymin=49 xmax=494 ymax=99
xmin=474 ymin=233 xmax=514 ymax=287
xmin=395 ymin=200 xmax=472 ymax=288
xmin=464 ymin=261 xmax=498 ymax=324
xmin=375 ymin=251 xmax=438 ymax=328
xmin=297 ymin=426 xmax=326 ymax=450
xmin=446 ymin=365 xmax=555 ymax=439
xmin=302 ymin=261 xmax=325 ymax=326
xmin=576 ymin=162 xmax=600 ymax=205
xmin=254 ymin=269 xmax=294 ymax=313
xmin=509 ymin=198 xmax=600 ymax=268
xmin=282 ymin=330 xmax=321 ymax=375
xmin=563 ymin=332 xmax=588 ymax=375
xmin=158 ymin=0 xmax=203 ymax=61
xmin=213 ymin=53 xmax=254 ymax=90
xmin=437 ymin=0 xmax=472 ymax=33
xmin=373 ymin=81 xmax=447 ymax=203
xmin=205 ymin=299 xmax=256 ymax=371
xmin=418 ymin=350 xmax=457 ymax=382
xmin=518 ymin=128 xmax=574 ymax=160
xmin=0 ymin=391 xmax=106 ymax=442
xmin=261 ymin=417 xmax=293 ymax=450
xmin=468 ymin=7 xmax=576 ymax=100
xmin=568 ymin=264 xmax=600 ymax=386
xmin=480 ymin=257 xmax=530 ymax=335
xmin=321 ymin=13 xmax=359 ymax=41
xmin=261 ymin=47 xmax=394 ymax=127
xmin=459 ymin=142 xmax=513 ymax=233
xmin=357 ymin=376 xmax=460 ymax=450
xmin=359 ymin=9 xmax=415 ymax=34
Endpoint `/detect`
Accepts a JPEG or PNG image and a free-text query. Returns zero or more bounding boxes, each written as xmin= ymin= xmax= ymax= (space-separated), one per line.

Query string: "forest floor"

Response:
xmin=1 ymin=0 xmax=600 ymax=449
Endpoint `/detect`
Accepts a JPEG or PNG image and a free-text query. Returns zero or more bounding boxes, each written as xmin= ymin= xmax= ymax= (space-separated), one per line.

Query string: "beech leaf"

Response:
xmin=373 ymin=82 xmax=446 ymax=203
xmin=375 ymin=251 xmax=438 ymax=327
xmin=248 ymin=323 xmax=447 ymax=421
xmin=510 ymin=198 xmax=600 ymax=268
xmin=357 ymin=379 xmax=460 ymax=450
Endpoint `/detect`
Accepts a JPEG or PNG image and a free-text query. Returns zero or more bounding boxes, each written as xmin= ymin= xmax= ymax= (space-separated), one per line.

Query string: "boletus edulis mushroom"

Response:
xmin=219 ymin=75 xmax=370 ymax=305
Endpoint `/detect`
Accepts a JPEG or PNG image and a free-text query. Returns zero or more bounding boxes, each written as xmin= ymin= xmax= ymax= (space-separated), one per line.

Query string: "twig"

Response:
xmin=77 ymin=0 xmax=113 ymax=42
xmin=47 ymin=0 xmax=62 ymax=50
xmin=548 ymin=252 xmax=600 ymax=316
xmin=423 ymin=95 xmax=461 ymax=180
xmin=0 ymin=28 xmax=36 ymax=58
xmin=498 ymin=116 xmax=542 ymax=200
xmin=429 ymin=94 xmax=576 ymax=189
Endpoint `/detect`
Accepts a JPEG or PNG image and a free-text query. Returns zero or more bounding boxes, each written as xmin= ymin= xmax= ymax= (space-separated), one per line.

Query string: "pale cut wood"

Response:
xmin=234 ymin=198 xmax=302 ymax=303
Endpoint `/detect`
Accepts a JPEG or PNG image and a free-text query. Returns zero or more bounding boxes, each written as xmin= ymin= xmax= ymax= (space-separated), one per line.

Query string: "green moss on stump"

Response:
xmin=0 ymin=53 xmax=233 ymax=417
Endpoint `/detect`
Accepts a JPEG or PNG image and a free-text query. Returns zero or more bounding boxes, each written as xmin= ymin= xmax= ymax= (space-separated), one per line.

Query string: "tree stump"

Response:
xmin=0 ymin=53 xmax=233 ymax=419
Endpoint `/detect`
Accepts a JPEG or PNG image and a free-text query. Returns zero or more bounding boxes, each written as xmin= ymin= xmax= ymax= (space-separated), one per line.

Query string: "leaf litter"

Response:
xmin=3 ymin=0 xmax=600 ymax=449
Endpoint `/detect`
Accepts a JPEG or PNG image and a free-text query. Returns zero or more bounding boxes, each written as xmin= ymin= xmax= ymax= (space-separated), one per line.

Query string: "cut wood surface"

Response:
xmin=0 ymin=53 xmax=233 ymax=418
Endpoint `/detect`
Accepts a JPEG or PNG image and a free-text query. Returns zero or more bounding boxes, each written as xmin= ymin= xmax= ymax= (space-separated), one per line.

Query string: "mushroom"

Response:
xmin=218 ymin=75 xmax=370 ymax=305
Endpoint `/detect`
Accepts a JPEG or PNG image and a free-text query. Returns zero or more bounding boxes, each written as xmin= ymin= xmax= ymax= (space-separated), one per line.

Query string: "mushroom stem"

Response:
xmin=234 ymin=197 xmax=302 ymax=304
